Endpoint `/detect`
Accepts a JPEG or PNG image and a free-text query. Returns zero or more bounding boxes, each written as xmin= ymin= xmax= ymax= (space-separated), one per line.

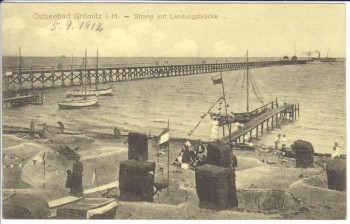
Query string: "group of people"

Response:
xmin=274 ymin=132 xmax=342 ymax=159
xmin=274 ymin=134 xmax=287 ymax=150
xmin=66 ymin=157 xmax=84 ymax=196
xmin=174 ymin=140 xmax=207 ymax=169
xmin=30 ymin=120 xmax=65 ymax=138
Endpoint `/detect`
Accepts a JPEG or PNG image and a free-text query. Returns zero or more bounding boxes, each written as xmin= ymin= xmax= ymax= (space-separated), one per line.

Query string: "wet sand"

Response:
xmin=2 ymin=129 xmax=346 ymax=219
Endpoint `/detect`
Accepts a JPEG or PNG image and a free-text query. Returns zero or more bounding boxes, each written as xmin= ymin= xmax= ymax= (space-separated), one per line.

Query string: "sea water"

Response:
xmin=2 ymin=57 xmax=346 ymax=154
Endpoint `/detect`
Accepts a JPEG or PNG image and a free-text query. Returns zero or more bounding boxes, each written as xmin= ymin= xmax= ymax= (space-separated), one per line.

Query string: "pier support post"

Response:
xmin=79 ymin=70 xmax=83 ymax=85
xmin=30 ymin=67 xmax=34 ymax=90
xmin=298 ymin=103 xmax=300 ymax=117
xmin=272 ymin=116 xmax=274 ymax=129
xmin=256 ymin=127 xmax=258 ymax=139
xmin=51 ymin=66 xmax=55 ymax=87
xmin=70 ymin=66 xmax=74 ymax=86
xmin=267 ymin=119 xmax=269 ymax=130
xmin=61 ymin=70 xmax=65 ymax=86
xmin=41 ymin=67 xmax=44 ymax=89
xmin=261 ymin=123 xmax=264 ymax=134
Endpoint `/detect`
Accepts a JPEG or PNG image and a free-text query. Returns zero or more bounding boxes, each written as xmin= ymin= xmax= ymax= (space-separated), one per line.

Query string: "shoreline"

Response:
xmin=2 ymin=127 xmax=347 ymax=219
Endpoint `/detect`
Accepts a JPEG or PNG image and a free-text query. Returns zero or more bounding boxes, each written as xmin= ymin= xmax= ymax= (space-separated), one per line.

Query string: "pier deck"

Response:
xmin=2 ymin=60 xmax=307 ymax=91
xmin=222 ymin=103 xmax=300 ymax=144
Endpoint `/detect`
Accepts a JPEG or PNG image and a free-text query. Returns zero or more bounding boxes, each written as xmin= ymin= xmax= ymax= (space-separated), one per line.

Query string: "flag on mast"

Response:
xmin=158 ymin=128 xmax=170 ymax=147
xmin=212 ymin=75 xmax=223 ymax=85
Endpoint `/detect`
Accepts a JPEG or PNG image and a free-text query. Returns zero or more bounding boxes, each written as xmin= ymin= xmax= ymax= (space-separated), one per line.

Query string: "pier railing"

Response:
xmin=2 ymin=60 xmax=307 ymax=91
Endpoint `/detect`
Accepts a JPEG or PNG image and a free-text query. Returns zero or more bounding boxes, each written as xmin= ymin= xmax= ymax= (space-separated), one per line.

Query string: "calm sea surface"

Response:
xmin=2 ymin=57 xmax=346 ymax=154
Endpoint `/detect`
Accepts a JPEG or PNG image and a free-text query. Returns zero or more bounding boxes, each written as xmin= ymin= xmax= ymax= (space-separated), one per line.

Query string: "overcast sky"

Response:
xmin=2 ymin=3 xmax=346 ymax=57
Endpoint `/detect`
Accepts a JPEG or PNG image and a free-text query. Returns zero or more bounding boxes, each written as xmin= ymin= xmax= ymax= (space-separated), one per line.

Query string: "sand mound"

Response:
xmin=237 ymin=189 xmax=301 ymax=213
xmin=236 ymin=165 xmax=323 ymax=190
xmin=302 ymin=175 xmax=328 ymax=189
xmin=235 ymin=156 xmax=264 ymax=171
xmin=2 ymin=134 xmax=27 ymax=148
xmin=288 ymin=177 xmax=346 ymax=219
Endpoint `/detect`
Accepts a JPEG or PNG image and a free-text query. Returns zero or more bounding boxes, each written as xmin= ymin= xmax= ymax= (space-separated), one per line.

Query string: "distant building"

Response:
xmin=292 ymin=56 xmax=298 ymax=61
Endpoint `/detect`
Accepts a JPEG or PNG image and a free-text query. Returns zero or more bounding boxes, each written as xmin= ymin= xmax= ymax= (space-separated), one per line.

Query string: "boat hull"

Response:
xmin=58 ymin=96 xmax=99 ymax=109
xmin=66 ymin=88 xmax=113 ymax=96
xmin=211 ymin=108 xmax=268 ymax=125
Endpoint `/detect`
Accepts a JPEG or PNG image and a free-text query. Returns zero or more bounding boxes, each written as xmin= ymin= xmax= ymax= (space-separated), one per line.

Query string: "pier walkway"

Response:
xmin=2 ymin=93 xmax=43 ymax=107
xmin=2 ymin=60 xmax=307 ymax=90
xmin=222 ymin=103 xmax=300 ymax=144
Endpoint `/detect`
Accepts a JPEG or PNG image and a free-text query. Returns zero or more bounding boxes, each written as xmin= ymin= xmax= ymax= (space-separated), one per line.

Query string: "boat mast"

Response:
xmin=246 ymin=50 xmax=249 ymax=113
xmin=220 ymin=71 xmax=232 ymax=143
xmin=327 ymin=48 xmax=329 ymax=58
xmin=84 ymin=49 xmax=87 ymax=99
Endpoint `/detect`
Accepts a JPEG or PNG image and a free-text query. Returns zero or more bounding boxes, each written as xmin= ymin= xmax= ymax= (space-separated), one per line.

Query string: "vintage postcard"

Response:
xmin=1 ymin=1 xmax=347 ymax=221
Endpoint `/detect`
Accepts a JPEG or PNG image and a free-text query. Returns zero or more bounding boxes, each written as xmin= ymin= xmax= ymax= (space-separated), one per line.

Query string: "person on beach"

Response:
xmin=181 ymin=143 xmax=191 ymax=169
xmin=275 ymin=134 xmax=281 ymax=149
xmin=211 ymin=116 xmax=220 ymax=141
xmin=331 ymin=142 xmax=340 ymax=159
xmin=65 ymin=169 xmax=73 ymax=193
xmin=113 ymin=127 xmax=121 ymax=138
xmin=42 ymin=123 xmax=48 ymax=138
xmin=196 ymin=140 xmax=205 ymax=155
xmin=57 ymin=121 xmax=64 ymax=134
xmin=72 ymin=156 xmax=84 ymax=195
xmin=30 ymin=119 xmax=35 ymax=136
xmin=281 ymin=135 xmax=287 ymax=151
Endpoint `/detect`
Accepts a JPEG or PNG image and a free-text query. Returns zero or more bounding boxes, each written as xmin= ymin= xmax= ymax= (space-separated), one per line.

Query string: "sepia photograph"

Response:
xmin=1 ymin=1 xmax=347 ymax=221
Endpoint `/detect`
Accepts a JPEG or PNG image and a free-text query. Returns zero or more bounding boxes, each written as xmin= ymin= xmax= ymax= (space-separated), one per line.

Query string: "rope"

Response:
xmin=188 ymin=97 xmax=223 ymax=136
xmin=250 ymin=73 xmax=264 ymax=104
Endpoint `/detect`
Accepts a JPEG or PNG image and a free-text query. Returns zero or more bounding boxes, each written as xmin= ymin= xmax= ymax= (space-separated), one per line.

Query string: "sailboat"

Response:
xmin=58 ymin=50 xmax=99 ymax=109
xmin=66 ymin=47 xmax=113 ymax=97
xmin=210 ymin=50 xmax=268 ymax=125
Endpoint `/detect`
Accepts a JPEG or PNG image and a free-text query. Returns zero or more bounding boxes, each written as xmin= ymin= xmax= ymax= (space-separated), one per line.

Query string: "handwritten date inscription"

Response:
xmin=51 ymin=20 xmax=103 ymax=32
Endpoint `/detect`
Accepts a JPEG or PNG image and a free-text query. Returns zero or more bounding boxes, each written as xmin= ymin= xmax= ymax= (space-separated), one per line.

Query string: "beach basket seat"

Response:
xmin=206 ymin=141 xmax=233 ymax=168
xmin=293 ymin=140 xmax=314 ymax=168
xmin=3 ymin=194 xmax=50 ymax=219
xmin=128 ymin=132 xmax=148 ymax=161
xmin=195 ymin=164 xmax=237 ymax=209
xmin=56 ymin=198 xmax=117 ymax=219
xmin=119 ymin=160 xmax=155 ymax=202
xmin=326 ymin=158 xmax=346 ymax=191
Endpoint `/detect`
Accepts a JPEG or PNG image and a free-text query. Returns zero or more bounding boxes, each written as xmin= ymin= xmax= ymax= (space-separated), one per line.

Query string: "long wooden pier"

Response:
xmin=2 ymin=60 xmax=307 ymax=91
xmin=222 ymin=103 xmax=300 ymax=144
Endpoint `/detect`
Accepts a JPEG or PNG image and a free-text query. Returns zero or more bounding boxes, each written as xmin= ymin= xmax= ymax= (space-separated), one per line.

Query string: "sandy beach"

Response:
xmin=2 ymin=126 xmax=346 ymax=220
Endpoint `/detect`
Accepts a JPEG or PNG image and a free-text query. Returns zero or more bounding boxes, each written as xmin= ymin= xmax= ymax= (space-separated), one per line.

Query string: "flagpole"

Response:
xmin=43 ymin=150 xmax=45 ymax=189
xmin=220 ymin=72 xmax=232 ymax=143
xmin=167 ymin=118 xmax=170 ymax=192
